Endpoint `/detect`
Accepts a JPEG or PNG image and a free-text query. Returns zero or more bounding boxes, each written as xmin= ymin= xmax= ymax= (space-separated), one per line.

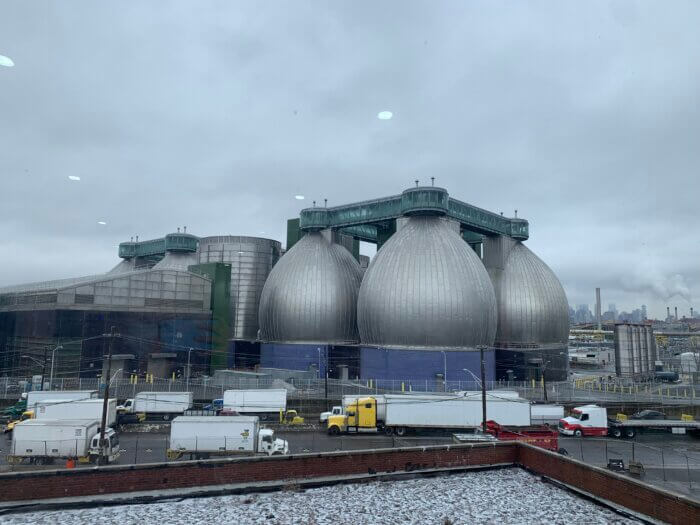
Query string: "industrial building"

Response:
xmin=0 ymin=184 xmax=570 ymax=384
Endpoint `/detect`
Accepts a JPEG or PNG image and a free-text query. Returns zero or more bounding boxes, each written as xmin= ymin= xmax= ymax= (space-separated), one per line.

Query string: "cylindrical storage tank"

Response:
xmin=198 ymin=236 xmax=281 ymax=340
xmin=258 ymin=232 xmax=362 ymax=344
xmin=490 ymin=243 xmax=569 ymax=347
xmin=358 ymin=216 xmax=497 ymax=348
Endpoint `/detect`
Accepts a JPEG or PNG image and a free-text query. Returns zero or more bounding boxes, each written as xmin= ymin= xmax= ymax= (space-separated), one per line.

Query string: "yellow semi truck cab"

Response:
xmin=4 ymin=410 xmax=34 ymax=433
xmin=327 ymin=397 xmax=378 ymax=435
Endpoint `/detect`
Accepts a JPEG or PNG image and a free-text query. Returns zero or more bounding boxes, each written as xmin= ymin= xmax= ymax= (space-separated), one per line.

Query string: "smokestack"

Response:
xmin=692 ymin=307 xmax=695 ymax=318
xmin=667 ymin=306 xmax=670 ymax=321
xmin=675 ymin=306 xmax=678 ymax=321
xmin=595 ymin=288 xmax=601 ymax=331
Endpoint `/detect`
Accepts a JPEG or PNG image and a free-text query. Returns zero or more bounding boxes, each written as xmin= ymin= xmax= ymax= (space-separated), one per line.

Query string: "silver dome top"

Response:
xmin=490 ymin=242 xmax=569 ymax=346
xmin=258 ymin=232 xmax=362 ymax=344
xmin=358 ymin=216 xmax=497 ymax=349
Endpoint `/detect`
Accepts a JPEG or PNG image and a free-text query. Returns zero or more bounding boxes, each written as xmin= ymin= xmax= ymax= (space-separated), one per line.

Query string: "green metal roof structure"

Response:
xmin=288 ymin=185 xmax=528 ymax=251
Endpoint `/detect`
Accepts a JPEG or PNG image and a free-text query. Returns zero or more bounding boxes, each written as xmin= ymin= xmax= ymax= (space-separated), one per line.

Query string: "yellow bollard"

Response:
xmin=685 ymin=389 xmax=688 ymax=398
xmin=401 ymin=382 xmax=405 ymax=393
xmin=613 ymin=384 xmax=617 ymax=393
xmin=172 ymin=371 xmax=175 ymax=381
xmin=540 ymin=377 xmax=544 ymax=388
xmin=532 ymin=378 xmax=535 ymax=388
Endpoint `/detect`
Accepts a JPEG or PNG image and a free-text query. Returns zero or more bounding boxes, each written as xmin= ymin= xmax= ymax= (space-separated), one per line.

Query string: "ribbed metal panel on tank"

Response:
xmin=358 ymin=216 xmax=497 ymax=348
xmin=258 ymin=232 xmax=362 ymax=344
xmin=198 ymin=236 xmax=281 ymax=340
xmin=491 ymin=243 xmax=569 ymax=346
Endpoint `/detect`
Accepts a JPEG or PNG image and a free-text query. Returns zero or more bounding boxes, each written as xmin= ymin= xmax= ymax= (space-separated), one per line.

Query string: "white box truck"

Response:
xmin=328 ymin=393 xmax=531 ymax=436
xmin=118 ymin=392 xmax=193 ymax=422
xmin=222 ymin=389 xmax=287 ymax=421
xmin=8 ymin=419 xmax=120 ymax=465
xmin=26 ymin=390 xmax=98 ymax=410
xmin=166 ymin=416 xmax=289 ymax=460
xmin=35 ymin=399 xmax=118 ymax=427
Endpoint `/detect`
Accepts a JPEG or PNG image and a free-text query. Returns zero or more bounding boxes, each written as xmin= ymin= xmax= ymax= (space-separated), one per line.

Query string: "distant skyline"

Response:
xmin=1 ymin=2 xmax=698 ymax=320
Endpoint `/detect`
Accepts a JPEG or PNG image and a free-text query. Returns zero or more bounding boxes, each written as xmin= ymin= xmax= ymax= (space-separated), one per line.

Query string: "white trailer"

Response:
xmin=119 ymin=392 xmax=193 ymax=421
xmin=530 ymin=404 xmax=565 ymax=426
xmin=8 ymin=419 xmax=120 ymax=465
xmin=381 ymin=394 xmax=531 ymax=434
xmin=223 ymin=389 xmax=287 ymax=421
xmin=26 ymin=390 xmax=98 ymax=410
xmin=35 ymin=399 xmax=118 ymax=427
xmin=166 ymin=416 xmax=289 ymax=460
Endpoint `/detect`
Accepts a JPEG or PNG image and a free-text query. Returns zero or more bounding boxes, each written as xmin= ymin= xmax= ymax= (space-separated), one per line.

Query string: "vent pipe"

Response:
xmin=667 ymin=306 xmax=670 ymax=320
xmin=675 ymin=306 xmax=678 ymax=320
xmin=595 ymin=288 xmax=601 ymax=331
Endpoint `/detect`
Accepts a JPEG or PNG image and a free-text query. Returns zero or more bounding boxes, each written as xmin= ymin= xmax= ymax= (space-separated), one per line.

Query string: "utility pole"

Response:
xmin=479 ymin=345 xmax=487 ymax=432
xmin=324 ymin=349 xmax=329 ymax=409
xmin=99 ymin=326 xmax=116 ymax=465
xmin=41 ymin=347 xmax=48 ymax=391
xmin=542 ymin=361 xmax=549 ymax=403
xmin=186 ymin=347 xmax=193 ymax=391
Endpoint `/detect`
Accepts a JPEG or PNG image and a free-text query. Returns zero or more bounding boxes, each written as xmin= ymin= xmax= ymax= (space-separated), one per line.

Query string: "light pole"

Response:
xmin=477 ymin=345 xmax=487 ymax=432
xmin=21 ymin=355 xmax=46 ymax=389
xmin=48 ymin=345 xmax=64 ymax=389
xmin=317 ymin=347 xmax=322 ymax=379
xmin=186 ymin=347 xmax=193 ymax=391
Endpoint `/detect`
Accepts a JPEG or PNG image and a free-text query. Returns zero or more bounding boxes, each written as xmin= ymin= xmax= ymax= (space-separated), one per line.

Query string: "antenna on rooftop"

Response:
xmin=514 ymin=209 xmax=518 ymax=218
xmin=183 ymin=226 xmax=187 ymax=233
xmin=177 ymin=227 xmax=180 ymax=233
xmin=415 ymin=180 xmax=419 ymax=187
xmin=431 ymin=177 xmax=435 ymax=186
xmin=324 ymin=198 xmax=327 ymax=208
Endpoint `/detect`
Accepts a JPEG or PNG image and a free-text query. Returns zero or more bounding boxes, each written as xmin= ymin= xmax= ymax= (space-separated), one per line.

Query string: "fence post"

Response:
xmin=661 ymin=447 xmax=666 ymax=481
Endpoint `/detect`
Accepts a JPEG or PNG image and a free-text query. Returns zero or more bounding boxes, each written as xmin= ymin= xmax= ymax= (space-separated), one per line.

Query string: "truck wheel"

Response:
xmin=558 ymin=448 xmax=569 ymax=456
xmin=611 ymin=428 xmax=622 ymax=439
xmin=625 ymin=428 xmax=636 ymax=439
xmin=162 ymin=414 xmax=170 ymax=421
xmin=573 ymin=429 xmax=582 ymax=437
xmin=328 ymin=426 xmax=340 ymax=436
xmin=384 ymin=427 xmax=393 ymax=436
xmin=395 ymin=427 xmax=407 ymax=437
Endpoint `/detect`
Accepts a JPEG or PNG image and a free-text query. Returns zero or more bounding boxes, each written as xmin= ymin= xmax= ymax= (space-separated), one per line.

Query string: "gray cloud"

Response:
xmin=1 ymin=0 xmax=698 ymax=319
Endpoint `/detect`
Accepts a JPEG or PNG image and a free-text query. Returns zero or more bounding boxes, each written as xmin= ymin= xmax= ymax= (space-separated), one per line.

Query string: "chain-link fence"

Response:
xmin=1 ymin=376 xmax=699 ymax=407
xmin=563 ymin=437 xmax=700 ymax=495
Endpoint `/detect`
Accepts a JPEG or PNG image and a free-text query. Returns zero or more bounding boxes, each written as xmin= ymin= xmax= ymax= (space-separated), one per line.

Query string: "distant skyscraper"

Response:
xmin=608 ymin=303 xmax=616 ymax=315
xmin=641 ymin=305 xmax=647 ymax=321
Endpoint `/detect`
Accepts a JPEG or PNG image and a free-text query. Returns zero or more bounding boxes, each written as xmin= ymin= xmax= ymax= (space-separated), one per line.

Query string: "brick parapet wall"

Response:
xmin=0 ymin=442 xmax=698 ymax=524
xmin=518 ymin=444 xmax=700 ymax=525
xmin=0 ymin=443 xmax=516 ymax=503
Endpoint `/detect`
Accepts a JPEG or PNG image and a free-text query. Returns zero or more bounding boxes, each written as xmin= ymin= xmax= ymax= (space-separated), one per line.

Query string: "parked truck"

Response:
xmin=222 ymin=389 xmax=301 ymax=423
xmin=328 ymin=393 xmax=532 ymax=436
xmin=166 ymin=416 xmax=289 ymax=460
xmin=530 ymin=404 xmax=565 ymax=426
xmin=4 ymin=390 xmax=99 ymax=433
xmin=559 ymin=404 xmax=700 ymax=438
xmin=7 ymin=419 xmax=120 ymax=465
xmin=117 ymin=392 xmax=193 ymax=422
xmin=35 ymin=399 xmax=118 ymax=427
xmin=27 ymin=390 xmax=98 ymax=410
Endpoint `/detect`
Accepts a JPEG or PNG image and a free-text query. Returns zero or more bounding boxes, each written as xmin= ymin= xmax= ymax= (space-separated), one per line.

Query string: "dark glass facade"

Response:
xmin=0 ymin=309 xmax=213 ymax=379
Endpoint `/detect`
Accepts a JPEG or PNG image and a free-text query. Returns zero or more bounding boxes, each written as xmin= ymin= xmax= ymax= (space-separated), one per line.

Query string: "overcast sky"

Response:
xmin=1 ymin=1 xmax=698 ymax=319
